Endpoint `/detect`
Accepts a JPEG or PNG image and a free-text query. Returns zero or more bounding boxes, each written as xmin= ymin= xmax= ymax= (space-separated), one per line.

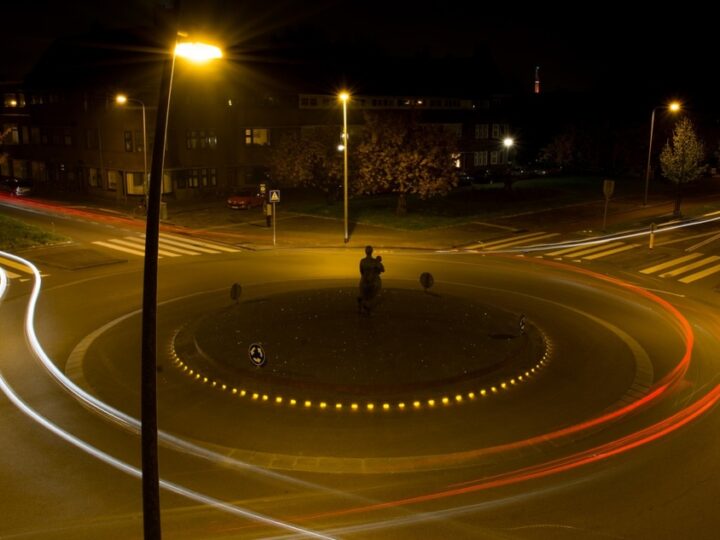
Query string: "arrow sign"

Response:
xmin=248 ymin=343 xmax=266 ymax=367
xmin=269 ymin=190 xmax=280 ymax=203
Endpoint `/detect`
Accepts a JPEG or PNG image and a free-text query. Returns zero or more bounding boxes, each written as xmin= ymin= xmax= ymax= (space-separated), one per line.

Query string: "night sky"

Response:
xmin=1 ymin=1 xmax=717 ymax=116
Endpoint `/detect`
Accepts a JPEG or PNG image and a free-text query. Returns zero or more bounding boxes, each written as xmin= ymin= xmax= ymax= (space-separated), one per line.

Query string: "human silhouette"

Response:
xmin=358 ymin=245 xmax=384 ymax=314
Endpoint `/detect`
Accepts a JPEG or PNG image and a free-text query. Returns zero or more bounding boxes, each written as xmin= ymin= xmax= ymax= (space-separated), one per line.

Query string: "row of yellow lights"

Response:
xmin=168 ymin=328 xmax=552 ymax=413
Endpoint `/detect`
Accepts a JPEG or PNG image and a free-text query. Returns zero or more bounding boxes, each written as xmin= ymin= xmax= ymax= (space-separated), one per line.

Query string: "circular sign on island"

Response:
xmin=248 ymin=343 xmax=266 ymax=367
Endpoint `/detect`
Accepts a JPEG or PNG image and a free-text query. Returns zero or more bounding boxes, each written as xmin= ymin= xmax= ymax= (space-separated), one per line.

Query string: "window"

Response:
xmin=208 ymin=131 xmax=217 ymax=148
xmin=88 ymin=168 xmax=100 ymax=188
xmin=134 ymin=130 xmax=144 ymax=152
xmin=30 ymin=127 xmax=40 ymax=144
xmin=474 ymin=151 xmax=488 ymax=166
xmin=64 ymin=129 xmax=72 ymax=146
xmin=475 ymin=124 xmax=489 ymax=139
xmin=85 ymin=129 xmax=98 ymax=150
xmin=490 ymin=151 xmax=499 ymax=165
xmin=491 ymin=124 xmax=500 ymax=139
xmin=199 ymin=130 xmax=207 ymax=149
xmin=245 ymin=128 xmax=269 ymax=146
xmin=21 ymin=126 xmax=29 ymax=144
xmin=107 ymin=170 xmax=120 ymax=190
xmin=124 ymin=131 xmax=133 ymax=152
xmin=2 ymin=124 xmax=20 ymax=144
xmin=186 ymin=130 xmax=198 ymax=149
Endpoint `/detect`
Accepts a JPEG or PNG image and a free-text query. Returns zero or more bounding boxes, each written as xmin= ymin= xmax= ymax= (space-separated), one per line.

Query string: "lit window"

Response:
xmin=475 ymin=124 xmax=489 ymax=139
xmin=490 ymin=151 xmax=499 ymax=165
xmin=491 ymin=124 xmax=500 ymax=139
xmin=124 ymin=131 xmax=133 ymax=152
xmin=245 ymin=128 xmax=269 ymax=146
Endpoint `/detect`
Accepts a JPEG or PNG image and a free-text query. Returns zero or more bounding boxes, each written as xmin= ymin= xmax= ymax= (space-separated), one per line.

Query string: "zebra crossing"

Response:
xmin=0 ymin=255 xmax=48 ymax=282
xmin=92 ymin=232 xmax=241 ymax=259
xmin=640 ymin=253 xmax=720 ymax=284
xmin=545 ymin=241 xmax=640 ymax=261
xmin=465 ymin=231 xmax=560 ymax=251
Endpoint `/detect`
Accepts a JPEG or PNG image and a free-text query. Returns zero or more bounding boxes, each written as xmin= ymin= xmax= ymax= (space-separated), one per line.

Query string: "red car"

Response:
xmin=227 ymin=187 xmax=264 ymax=210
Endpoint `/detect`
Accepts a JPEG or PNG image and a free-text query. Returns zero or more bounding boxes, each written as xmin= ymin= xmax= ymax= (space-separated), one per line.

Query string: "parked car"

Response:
xmin=0 ymin=177 xmax=33 ymax=196
xmin=227 ymin=187 xmax=264 ymax=209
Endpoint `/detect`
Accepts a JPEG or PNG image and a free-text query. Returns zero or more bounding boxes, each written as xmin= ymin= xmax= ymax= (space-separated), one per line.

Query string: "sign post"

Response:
xmin=269 ymin=190 xmax=280 ymax=246
xmin=602 ymin=179 xmax=615 ymax=231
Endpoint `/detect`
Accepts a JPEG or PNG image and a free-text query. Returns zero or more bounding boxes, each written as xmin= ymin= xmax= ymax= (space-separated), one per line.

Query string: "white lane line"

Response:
xmin=0 ymin=256 xmax=35 ymax=275
xmin=679 ymin=263 xmax=720 ymax=284
xmin=156 ymin=240 xmax=202 ymax=256
xmin=479 ymin=231 xmax=551 ymax=248
xmin=93 ymin=240 xmax=157 ymax=258
xmin=659 ymin=256 xmax=720 ymax=278
xmin=583 ymin=244 xmax=639 ymax=260
xmin=158 ymin=233 xmax=240 ymax=253
xmin=640 ymin=253 xmax=703 ymax=275
xmin=0 ymin=267 xmax=22 ymax=279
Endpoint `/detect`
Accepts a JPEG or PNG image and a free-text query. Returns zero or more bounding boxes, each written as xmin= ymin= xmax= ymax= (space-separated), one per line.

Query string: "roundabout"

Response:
xmin=63 ymin=252 xmax=698 ymax=477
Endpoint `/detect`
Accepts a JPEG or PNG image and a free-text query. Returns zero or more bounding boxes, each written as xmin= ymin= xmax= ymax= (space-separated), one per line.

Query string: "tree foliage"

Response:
xmin=270 ymin=127 xmax=344 ymax=201
xmin=660 ymin=117 xmax=706 ymax=216
xmin=660 ymin=117 xmax=705 ymax=185
xmin=354 ymin=112 xmax=458 ymax=215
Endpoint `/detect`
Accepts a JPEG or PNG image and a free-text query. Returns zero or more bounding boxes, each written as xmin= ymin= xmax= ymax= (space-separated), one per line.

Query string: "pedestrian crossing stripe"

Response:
xmin=659 ymin=255 xmax=720 ymax=278
xmin=582 ymin=244 xmax=639 ymax=260
xmin=92 ymin=233 xmax=241 ymax=258
xmin=464 ymin=231 xmax=549 ymax=250
xmin=470 ymin=232 xmax=560 ymax=251
xmin=547 ymin=241 xmax=625 ymax=258
xmin=640 ymin=253 xmax=703 ymax=275
xmin=679 ymin=263 xmax=720 ymax=284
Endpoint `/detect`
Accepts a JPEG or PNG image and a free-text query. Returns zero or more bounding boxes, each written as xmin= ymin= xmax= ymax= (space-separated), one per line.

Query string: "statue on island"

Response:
xmin=358 ymin=245 xmax=385 ymax=315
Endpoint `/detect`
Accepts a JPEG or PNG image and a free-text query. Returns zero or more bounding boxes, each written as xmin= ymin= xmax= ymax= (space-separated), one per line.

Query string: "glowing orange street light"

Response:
xmin=644 ymin=101 xmax=682 ymax=206
xmin=339 ymin=91 xmax=350 ymax=243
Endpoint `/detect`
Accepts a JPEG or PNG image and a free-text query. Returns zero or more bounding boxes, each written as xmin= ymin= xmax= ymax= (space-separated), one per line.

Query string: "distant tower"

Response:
xmin=534 ymin=66 xmax=540 ymax=94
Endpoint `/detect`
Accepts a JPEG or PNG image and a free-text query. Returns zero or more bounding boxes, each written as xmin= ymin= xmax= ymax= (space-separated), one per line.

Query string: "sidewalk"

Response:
xmin=7 ymin=186 xmax=720 ymax=251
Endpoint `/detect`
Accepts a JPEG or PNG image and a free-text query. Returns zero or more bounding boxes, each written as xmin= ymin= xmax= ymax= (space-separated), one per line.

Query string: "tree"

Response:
xmin=270 ymin=127 xmax=344 ymax=202
xmin=354 ymin=112 xmax=458 ymax=215
xmin=660 ymin=117 xmax=706 ymax=216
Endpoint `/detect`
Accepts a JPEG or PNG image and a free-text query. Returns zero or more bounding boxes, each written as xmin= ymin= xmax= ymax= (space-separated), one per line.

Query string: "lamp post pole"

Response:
xmin=115 ymin=95 xmax=149 ymax=211
xmin=340 ymin=92 xmax=349 ymax=243
xmin=643 ymin=107 xmax=659 ymax=207
xmin=140 ymin=38 xmax=221 ymax=540
xmin=643 ymin=101 xmax=681 ymax=207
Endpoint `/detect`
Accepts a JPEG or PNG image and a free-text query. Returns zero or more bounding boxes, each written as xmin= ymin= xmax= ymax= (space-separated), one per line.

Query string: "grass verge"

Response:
xmin=0 ymin=215 xmax=67 ymax=250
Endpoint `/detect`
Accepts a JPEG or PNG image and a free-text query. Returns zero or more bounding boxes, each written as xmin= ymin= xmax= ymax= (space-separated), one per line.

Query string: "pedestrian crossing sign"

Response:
xmin=269 ymin=190 xmax=280 ymax=203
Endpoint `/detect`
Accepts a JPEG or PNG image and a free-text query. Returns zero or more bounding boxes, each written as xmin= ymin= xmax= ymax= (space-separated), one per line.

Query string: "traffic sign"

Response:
xmin=603 ymin=179 xmax=615 ymax=198
xmin=269 ymin=190 xmax=280 ymax=203
xmin=248 ymin=343 xmax=266 ymax=367
xmin=259 ymin=183 xmax=267 ymax=195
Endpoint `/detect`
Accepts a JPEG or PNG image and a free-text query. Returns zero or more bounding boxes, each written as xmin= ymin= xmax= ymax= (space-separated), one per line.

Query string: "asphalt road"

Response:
xmin=2 ymin=202 xmax=720 ymax=539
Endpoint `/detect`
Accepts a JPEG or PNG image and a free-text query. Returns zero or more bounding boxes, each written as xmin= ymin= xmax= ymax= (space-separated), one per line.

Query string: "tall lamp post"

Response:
xmin=643 ymin=101 xmax=681 ymax=206
xmin=141 ymin=36 xmax=222 ymax=540
xmin=115 ymin=94 xmax=148 ymax=210
xmin=339 ymin=91 xmax=350 ymax=243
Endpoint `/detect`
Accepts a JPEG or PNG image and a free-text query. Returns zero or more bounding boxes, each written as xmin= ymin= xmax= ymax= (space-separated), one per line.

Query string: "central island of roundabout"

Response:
xmin=73 ymin=253 xmax=692 ymax=475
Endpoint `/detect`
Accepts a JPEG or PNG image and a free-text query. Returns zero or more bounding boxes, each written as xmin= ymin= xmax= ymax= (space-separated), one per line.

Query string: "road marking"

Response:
xmin=679 ymin=263 xmax=720 ymax=284
xmin=482 ymin=233 xmax=559 ymax=251
xmin=655 ymin=230 xmax=719 ymax=247
xmin=105 ymin=238 xmax=181 ymax=257
xmin=0 ymin=256 xmax=35 ymax=275
xmin=640 ymin=253 xmax=703 ymax=274
xmin=547 ymin=241 xmax=624 ymax=258
xmin=659 ymin=256 xmax=720 ymax=278
xmin=0 ymin=267 xmax=22 ymax=279
xmin=583 ymin=244 xmax=639 ymax=260
xmin=465 ymin=231 xmax=549 ymax=250
xmin=155 ymin=233 xmax=240 ymax=253
xmin=686 ymin=232 xmax=720 ymax=252
xmin=93 ymin=241 xmax=156 ymax=258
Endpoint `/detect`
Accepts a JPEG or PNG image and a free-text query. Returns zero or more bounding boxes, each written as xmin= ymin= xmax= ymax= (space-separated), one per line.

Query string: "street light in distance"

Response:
xmin=643 ymin=100 xmax=682 ymax=206
xmin=339 ymin=91 xmax=350 ymax=243
xmin=115 ymin=93 xmax=148 ymax=210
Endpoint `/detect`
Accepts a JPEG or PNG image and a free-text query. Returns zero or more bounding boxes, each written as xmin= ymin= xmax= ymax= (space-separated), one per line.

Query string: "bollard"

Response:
xmin=649 ymin=222 xmax=656 ymax=249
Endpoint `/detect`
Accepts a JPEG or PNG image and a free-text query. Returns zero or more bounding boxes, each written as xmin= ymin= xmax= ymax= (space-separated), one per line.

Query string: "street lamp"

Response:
xmin=115 ymin=94 xmax=148 ymax=210
xmin=339 ymin=91 xmax=350 ymax=243
xmin=140 ymin=36 xmax=222 ymax=539
xmin=643 ymin=101 xmax=681 ymax=206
